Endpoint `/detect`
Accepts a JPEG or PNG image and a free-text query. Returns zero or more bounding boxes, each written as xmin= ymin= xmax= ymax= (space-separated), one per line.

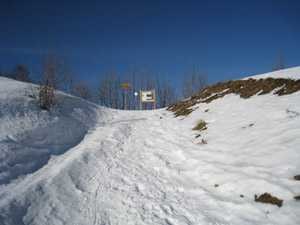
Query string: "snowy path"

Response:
xmin=0 ymin=108 xmax=228 ymax=224
xmin=56 ymin=110 xmax=212 ymax=225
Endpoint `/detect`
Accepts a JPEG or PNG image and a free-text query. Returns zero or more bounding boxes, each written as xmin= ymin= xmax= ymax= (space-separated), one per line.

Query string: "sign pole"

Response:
xmin=140 ymin=90 xmax=142 ymax=110
xmin=124 ymin=87 xmax=127 ymax=110
xmin=153 ymin=89 xmax=156 ymax=109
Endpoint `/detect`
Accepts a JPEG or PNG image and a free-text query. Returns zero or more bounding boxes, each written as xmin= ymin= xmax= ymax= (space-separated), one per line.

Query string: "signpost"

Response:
xmin=140 ymin=90 xmax=156 ymax=110
xmin=122 ymin=83 xmax=131 ymax=110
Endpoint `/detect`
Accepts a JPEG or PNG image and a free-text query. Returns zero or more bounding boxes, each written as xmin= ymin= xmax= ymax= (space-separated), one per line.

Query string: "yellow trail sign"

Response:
xmin=122 ymin=83 xmax=131 ymax=110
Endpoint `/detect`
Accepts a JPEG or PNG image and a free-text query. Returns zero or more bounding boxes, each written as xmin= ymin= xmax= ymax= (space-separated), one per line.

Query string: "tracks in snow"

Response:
xmin=69 ymin=112 xmax=195 ymax=224
xmin=70 ymin=114 xmax=151 ymax=224
xmin=71 ymin=111 xmax=204 ymax=224
xmin=1 ymin=110 xmax=211 ymax=224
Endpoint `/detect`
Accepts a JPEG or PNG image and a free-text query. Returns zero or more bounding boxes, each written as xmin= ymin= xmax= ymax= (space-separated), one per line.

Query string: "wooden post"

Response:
xmin=124 ymin=86 xmax=128 ymax=110
xmin=140 ymin=90 xmax=142 ymax=110
xmin=153 ymin=89 xmax=156 ymax=109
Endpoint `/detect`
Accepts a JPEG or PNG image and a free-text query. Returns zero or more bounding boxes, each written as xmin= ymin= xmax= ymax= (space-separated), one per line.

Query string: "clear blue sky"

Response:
xmin=1 ymin=0 xmax=300 ymax=85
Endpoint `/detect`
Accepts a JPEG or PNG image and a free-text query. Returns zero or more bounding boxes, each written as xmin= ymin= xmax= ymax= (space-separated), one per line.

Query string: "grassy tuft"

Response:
xmin=193 ymin=120 xmax=207 ymax=131
xmin=201 ymin=139 xmax=208 ymax=144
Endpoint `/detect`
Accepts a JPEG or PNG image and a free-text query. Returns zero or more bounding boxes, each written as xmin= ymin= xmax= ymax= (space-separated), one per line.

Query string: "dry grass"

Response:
xmin=195 ymin=134 xmax=201 ymax=138
xmin=294 ymin=175 xmax=300 ymax=180
xmin=255 ymin=193 xmax=283 ymax=207
xmin=201 ymin=139 xmax=208 ymax=145
xmin=167 ymin=99 xmax=197 ymax=117
xmin=168 ymin=77 xmax=300 ymax=117
xmin=193 ymin=120 xmax=207 ymax=131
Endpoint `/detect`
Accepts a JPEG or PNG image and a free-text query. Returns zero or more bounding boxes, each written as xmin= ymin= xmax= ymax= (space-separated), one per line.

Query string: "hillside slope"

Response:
xmin=1 ymin=67 xmax=300 ymax=225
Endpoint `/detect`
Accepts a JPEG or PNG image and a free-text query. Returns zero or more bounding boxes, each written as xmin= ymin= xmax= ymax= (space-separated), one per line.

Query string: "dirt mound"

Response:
xmin=168 ymin=78 xmax=300 ymax=117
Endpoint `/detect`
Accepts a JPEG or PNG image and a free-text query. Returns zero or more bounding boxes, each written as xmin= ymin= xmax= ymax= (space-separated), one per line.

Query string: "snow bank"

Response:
xmin=0 ymin=77 xmax=101 ymax=185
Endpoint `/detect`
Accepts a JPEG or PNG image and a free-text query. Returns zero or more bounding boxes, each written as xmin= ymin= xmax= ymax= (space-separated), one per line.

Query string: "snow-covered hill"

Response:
xmin=0 ymin=67 xmax=300 ymax=225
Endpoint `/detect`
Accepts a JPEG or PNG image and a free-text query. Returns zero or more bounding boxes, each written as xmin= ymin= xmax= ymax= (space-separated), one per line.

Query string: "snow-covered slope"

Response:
xmin=244 ymin=66 xmax=300 ymax=80
xmin=0 ymin=67 xmax=300 ymax=225
xmin=0 ymin=77 xmax=107 ymax=185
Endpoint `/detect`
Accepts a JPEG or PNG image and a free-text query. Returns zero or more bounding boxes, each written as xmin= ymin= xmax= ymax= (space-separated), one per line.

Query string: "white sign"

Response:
xmin=142 ymin=91 xmax=153 ymax=101
xmin=140 ymin=90 xmax=156 ymax=110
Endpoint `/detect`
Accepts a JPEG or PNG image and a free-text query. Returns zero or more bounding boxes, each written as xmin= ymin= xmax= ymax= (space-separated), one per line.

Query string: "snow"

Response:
xmin=0 ymin=67 xmax=300 ymax=225
xmin=243 ymin=66 xmax=300 ymax=80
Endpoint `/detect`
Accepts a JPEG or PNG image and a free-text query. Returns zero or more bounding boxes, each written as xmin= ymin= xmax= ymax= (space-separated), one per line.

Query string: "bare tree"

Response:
xmin=95 ymin=70 xmax=123 ymax=109
xmin=181 ymin=65 xmax=208 ymax=99
xmin=131 ymin=65 xmax=136 ymax=110
xmin=11 ymin=64 xmax=30 ymax=82
xmin=156 ymin=76 xmax=178 ymax=108
xmin=70 ymin=78 xmax=93 ymax=102
xmin=279 ymin=54 xmax=285 ymax=70
xmin=272 ymin=54 xmax=285 ymax=71
xmin=95 ymin=76 xmax=108 ymax=106
xmin=113 ymin=75 xmax=122 ymax=109
xmin=34 ymin=46 xmax=71 ymax=110
xmin=0 ymin=64 xmax=30 ymax=82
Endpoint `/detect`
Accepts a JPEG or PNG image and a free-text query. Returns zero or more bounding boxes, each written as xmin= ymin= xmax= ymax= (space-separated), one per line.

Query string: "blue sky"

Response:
xmin=1 ymin=0 xmax=300 ymax=85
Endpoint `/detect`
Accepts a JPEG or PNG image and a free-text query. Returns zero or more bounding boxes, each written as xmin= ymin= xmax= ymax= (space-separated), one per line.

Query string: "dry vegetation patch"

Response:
xmin=167 ymin=78 xmax=300 ymax=117
xmin=255 ymin=193 xmax=283 ymax=207
xmin=200 ymin=139 xmax=208 ymax=145
xmin=294 ymin=175 xmax=300 ymax=180
xmin=193 ymin=120 xmax=207 ymax=131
